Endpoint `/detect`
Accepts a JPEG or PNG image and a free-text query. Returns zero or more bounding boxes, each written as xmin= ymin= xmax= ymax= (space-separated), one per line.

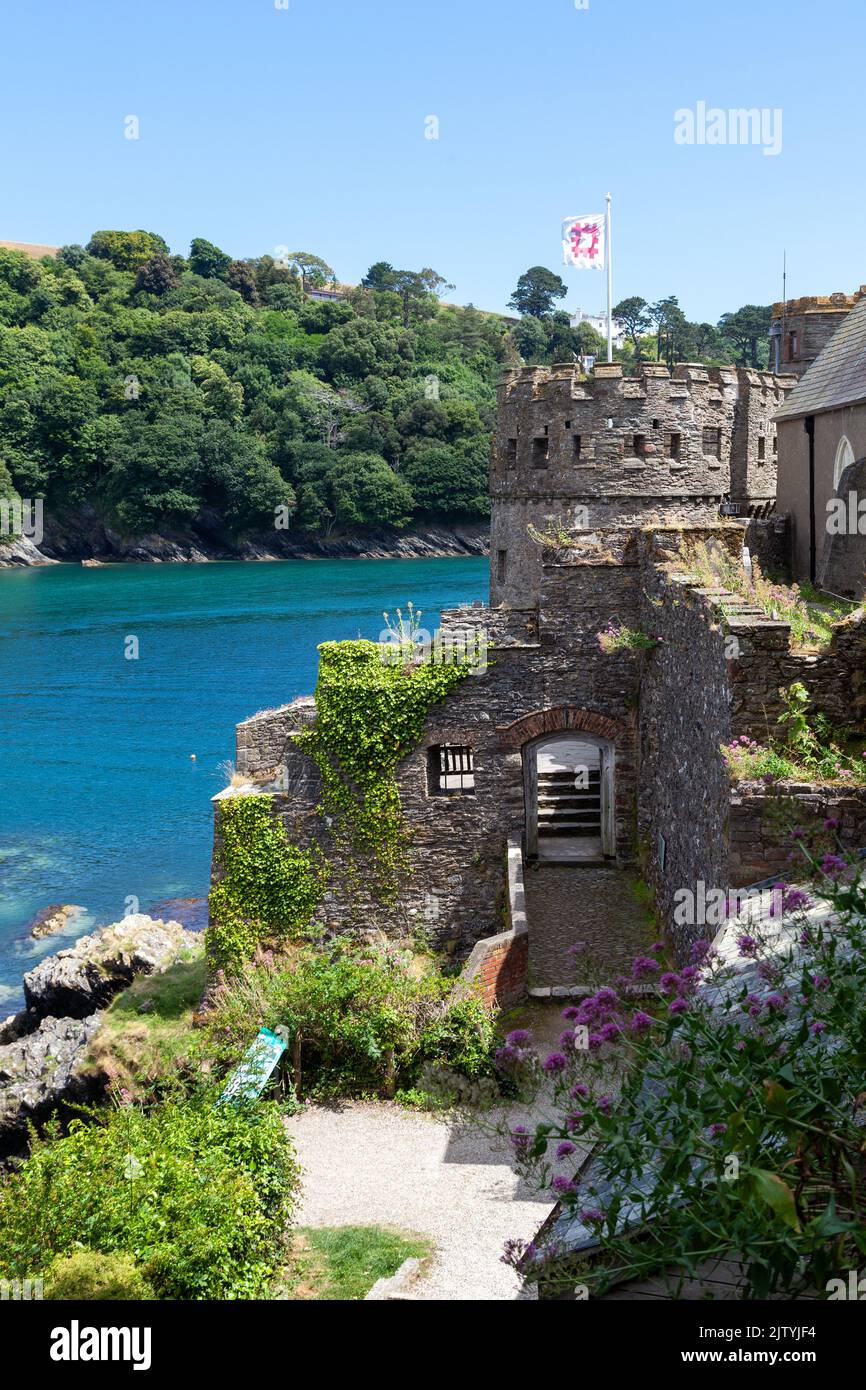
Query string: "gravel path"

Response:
xmin=285 ymin=1004 xmax=591 ymax=1301
xmin=286 ymin=1098 xmax=554 ymax=1300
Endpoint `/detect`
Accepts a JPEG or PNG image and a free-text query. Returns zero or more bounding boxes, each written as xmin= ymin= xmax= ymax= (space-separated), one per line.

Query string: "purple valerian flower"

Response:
xmin=782 ymin=887 xmax=812 ymax=912
xmin=709 ymin=1123 xmax=728 ymax=1136
xmin=825 ymin=817 xmax=840 ymax=831
xmin=596 ymin=1095 xmax=613 ymax=1114
xmin=689 ymin=939 xmax=712 ymax=964
xmin=580 ymin=1208 xmax=604 ymax=1225
xmin=669 ymin=997 xmax=689 ymax=1015
xmin=631 ymin=955 xmax=660 ymax=979
xmin=737 ymin=934 xmax=759 ymax=958
xmin=552 ymin=1175 xmax=576 ymax=1194
xmin=659 ymin=971 xmax=682 ymax=995
xmin=594 ymin=987 xmax=619 ymax=1011
xmin=763 ymin=993 xmax=786 ymax=1011
xmin=510 ymin=1125 xmax=531 ymax=1159
xmin=543 ymin=1052 xmax=568 ymax=1073
xmin=566 ymin=1111 xmax=586 ymax=1128
xmin=570 ymin=1082 xmax=589 ymax=1099
xmin=556 ymin=1141 xmax=576 ymax=1160
xmin=820 ymin=853 xmax=846 ymax=878
xmin=506 ymin=1028 xmax=532 ymax=1047
xmin=811 ymin=1020 xmax=827 ymax=1035
xmin=630 ymin=1010 xmax=654 ymax=1034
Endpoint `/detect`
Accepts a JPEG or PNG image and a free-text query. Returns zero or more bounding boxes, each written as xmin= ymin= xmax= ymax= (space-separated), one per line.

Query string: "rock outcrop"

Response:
xmin=23 ymin=914 xmax=198 ymax=1020
xmin=1 ymin=913 xmax=201 ymax=1159
xmin=0 ymin=1014 xmax=103 ymax=1157
xmin=26 ymin=903 xmax=86 ymax=940
xmin=0 ymin=501 xmax=489 ymax=567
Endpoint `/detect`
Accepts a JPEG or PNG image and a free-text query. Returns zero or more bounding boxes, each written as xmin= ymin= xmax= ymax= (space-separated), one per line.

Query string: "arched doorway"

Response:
xmin=834 ymin=435 xmax=855 ymax=492
xmin=524 ymin=732 xmax=614 ymax=862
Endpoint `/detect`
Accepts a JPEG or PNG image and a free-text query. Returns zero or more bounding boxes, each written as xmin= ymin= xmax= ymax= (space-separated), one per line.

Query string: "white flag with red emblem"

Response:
xmin=562 ymin=214 xmax=606 ymax=270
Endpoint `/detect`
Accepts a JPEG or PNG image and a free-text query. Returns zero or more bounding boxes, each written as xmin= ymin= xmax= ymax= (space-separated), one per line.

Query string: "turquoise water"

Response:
xmin=0 ymin=557 xmax=488 ymax=1010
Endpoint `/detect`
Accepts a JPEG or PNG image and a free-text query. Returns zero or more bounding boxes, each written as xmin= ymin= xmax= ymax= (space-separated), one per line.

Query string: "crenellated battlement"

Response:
xmin=489 ymin=361 xmax=795 ymax=605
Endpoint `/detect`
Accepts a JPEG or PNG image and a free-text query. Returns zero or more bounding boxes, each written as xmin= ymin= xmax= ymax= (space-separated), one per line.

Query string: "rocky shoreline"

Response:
xmin=0 ymin=915 xmax=199 ymax=1161
xmin=0 ymin=504 xmax=489 ymax=567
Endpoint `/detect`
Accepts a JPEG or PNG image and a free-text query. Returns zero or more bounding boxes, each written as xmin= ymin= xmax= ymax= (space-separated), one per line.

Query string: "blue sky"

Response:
xmin=1 ymin=0 xmax=862 ymax=322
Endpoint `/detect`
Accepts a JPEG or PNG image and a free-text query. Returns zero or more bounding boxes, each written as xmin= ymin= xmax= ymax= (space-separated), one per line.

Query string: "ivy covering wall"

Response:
xmin=207 ymin=638 xmax=470 ymax=973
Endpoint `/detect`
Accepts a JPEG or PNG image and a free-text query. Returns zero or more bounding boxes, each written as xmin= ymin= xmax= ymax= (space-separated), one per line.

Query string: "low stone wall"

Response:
xmin=237 ymin=698 xmax=317 ymax=778
xmin=729 ymin=782 xmax=866 ymax=885
xmin=745 ymin=513 xmax=790 ymax=578
xmin=458 ymin=838 xmax=528 ymax=1010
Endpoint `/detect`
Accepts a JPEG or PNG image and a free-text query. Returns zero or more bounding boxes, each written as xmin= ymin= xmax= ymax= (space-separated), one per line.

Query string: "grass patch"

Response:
xmin=681 ymin=540 xmax=857 ymax=652
xmin=282 ymin=1226 xmax=431 ymax=1300
xmin=83 ymin=945 xmax=207 ymax=1097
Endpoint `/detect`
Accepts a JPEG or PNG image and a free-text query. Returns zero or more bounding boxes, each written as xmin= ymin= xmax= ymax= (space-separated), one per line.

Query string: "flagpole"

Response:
xmin=606 ymin=192 xmax=613 ymax=363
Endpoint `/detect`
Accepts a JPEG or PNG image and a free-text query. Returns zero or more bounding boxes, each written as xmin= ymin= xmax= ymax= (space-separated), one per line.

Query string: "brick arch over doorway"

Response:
xmin=497 ymin=707 xmax=628 ymax=750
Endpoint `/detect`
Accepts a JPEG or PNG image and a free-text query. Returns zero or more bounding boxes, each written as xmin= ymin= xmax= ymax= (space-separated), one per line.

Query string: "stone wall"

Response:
xmin=458 ymin=837 xmax=529 ymax=1010
xmin=744 ymin=513 xmax=791 ymax=578
xmin=770 ymin=290 xmax=864 ymax=377
xmin=730 ymin=783 xmax=866 ymax=885
xmin=637 ymin=563 xmax=734 ymax=957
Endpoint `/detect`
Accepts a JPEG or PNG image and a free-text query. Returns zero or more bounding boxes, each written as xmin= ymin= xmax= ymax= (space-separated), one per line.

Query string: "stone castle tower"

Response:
xmin=489 ymin=359 xmax=793 ymax=606
xmin=769 ymin=288 xmax=866 ymax=378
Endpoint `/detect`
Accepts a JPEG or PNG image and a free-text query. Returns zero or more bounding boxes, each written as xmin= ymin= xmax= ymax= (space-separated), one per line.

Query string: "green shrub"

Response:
xmin=415 ymin=996 xmax=497 ymax=1078
xmin=0 ymin=1099 xmax=300 ymax=1300
xmin=44 ymin=1249 xmax=155 ymax=1301
xmin=202 ymin=939 xmax=496 ymax=1099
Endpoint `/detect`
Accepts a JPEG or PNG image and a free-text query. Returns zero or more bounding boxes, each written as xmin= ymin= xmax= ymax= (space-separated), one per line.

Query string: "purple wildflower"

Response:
xmin=543 ymin=1051 xmax=568 ymax=1073
xmin=630 ymin=1010 xmax=654 ymax=1034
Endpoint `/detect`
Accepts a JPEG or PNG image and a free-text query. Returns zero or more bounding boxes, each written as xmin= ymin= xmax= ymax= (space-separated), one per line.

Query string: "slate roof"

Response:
xmin=775 ymin=294 xmax=866 ymax=421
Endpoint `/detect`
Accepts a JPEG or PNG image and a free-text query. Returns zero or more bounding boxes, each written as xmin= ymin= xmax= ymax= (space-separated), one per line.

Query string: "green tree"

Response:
xmin=330 ymin=452 xmax=414 ymax=529
xmin=188 ymin=237 xmax=233 ymax=279
xmin=613 ymin=296 xmax=652 ymax=360
xmin=508 ymin=266 xmax=567 ymax=319
xmin=402 ymin=442 xmax=487 ymax=517
xmin=86 ymin=230 xmax=169 ymax=271
xmin=512 ymin=314 xmax=548 ymax=363
xmin=361 ymin=261 xmax=399 ymax=292
xmin=282 ymin=252 xmax=335 ymax=299
xmin=718 ymin=304 xmax=772 ymax=368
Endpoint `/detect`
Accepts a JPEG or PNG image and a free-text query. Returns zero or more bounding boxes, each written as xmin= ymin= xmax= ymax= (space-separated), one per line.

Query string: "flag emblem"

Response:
xmin=562 ymin=214 xmax=606 ymax=269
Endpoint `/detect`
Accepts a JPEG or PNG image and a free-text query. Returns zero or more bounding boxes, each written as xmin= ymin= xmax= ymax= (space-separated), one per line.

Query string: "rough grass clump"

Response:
xmin=202 ymin=938 xmax=496 ymax=1100
xmin=682 ymin=539 xmax=854 ymax=652
xmin=84 ymin=946 xmax=207 ymax=1099
xmin=284 ymin=1226 xmax=431 ymax=1301
xmin=0 ymin=1099 xmax=300 ymax=1300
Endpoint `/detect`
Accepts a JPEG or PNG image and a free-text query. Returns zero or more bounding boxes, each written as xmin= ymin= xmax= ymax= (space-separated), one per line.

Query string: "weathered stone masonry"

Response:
xmin=216 ymin=355 xmax=863 ymax=992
